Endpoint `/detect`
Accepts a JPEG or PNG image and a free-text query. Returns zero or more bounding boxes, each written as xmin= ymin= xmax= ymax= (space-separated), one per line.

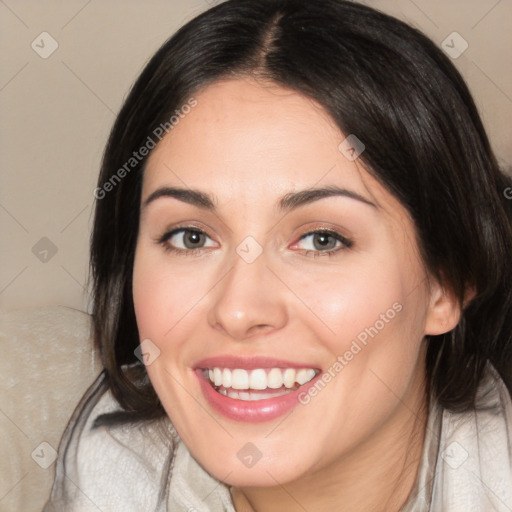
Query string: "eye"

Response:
xmin=293 ymin=229 xmax=352 ymax=258
xmin=158 ymin=227 xmax=216 ymax=254
xmin=157 ymin=226 xmax=352 ymax=257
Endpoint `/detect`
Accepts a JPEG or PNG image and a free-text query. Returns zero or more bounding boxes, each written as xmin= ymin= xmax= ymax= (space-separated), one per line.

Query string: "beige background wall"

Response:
xmin=1 ymin=0 xmax=511 ymax=312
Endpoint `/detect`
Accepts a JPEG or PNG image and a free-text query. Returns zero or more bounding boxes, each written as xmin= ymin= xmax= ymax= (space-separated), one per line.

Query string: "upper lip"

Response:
xmin=193 ymin=355 xmax=321 ymax=370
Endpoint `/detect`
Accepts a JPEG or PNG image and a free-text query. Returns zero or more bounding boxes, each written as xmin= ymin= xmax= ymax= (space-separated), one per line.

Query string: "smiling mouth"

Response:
xmin=202 ymin=367 xmax=319 ymax=401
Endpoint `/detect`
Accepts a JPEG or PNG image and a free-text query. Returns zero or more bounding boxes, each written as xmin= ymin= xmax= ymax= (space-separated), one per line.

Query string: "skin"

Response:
xmin=132 ymin=77 xmax=462 ymax=512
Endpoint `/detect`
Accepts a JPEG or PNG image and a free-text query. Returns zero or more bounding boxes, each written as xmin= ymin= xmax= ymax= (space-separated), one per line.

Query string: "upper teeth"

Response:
xmin=206 ymin=367 xmax=317 ymax=390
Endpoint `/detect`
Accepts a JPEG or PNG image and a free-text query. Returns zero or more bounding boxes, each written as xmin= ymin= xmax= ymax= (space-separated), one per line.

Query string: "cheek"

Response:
xmin=132 ymin=250 xmax=165 ymax=339
xmin=293 ymin=250 xmax=427 ymax=413
xmin=132 ymin=245 xmax=206 ymax=341
xmin=293 ymin=252 xmax=410 ymax=352
xmin=132 ymin=245 xmax=201 ymax=431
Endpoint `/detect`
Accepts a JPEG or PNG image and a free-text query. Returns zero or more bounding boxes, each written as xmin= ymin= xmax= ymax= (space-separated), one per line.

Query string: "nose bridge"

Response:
xmin=207 ymin=241 xmax=287 ymax=340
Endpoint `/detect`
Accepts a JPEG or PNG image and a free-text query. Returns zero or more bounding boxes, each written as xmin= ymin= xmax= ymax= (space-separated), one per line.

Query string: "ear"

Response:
xmin=424 ymin=277 xmax=469 ymax=336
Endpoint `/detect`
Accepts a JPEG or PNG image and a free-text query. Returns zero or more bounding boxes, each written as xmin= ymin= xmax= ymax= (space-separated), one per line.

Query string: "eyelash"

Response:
xmin=157 ymin=226 xmax=353 ymax=258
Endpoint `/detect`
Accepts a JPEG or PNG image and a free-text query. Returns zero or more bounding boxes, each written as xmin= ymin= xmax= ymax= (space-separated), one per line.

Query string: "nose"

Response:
xmin=207 ymin=247 xmax=288 ymax=341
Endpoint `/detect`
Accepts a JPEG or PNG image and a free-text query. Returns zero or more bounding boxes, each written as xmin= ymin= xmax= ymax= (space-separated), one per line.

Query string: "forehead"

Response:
xmin=142 ymin=78 xmax=405 ymax=221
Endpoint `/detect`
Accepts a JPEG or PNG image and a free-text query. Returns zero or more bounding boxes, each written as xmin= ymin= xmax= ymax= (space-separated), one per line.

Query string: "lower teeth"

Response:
xmin=215 ymin=386 xmax=296 ymax=401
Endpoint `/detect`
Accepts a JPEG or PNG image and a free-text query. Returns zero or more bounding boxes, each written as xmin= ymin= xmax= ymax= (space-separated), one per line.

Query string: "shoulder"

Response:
xmin=44 ymin=369 xmax=177 ymax=512
xmin=431 ymin=363 xmax=512 ymax=510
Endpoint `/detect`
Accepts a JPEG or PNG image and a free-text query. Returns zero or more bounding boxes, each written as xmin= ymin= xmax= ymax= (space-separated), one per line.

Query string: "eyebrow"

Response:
xmin=142 ymin=185 xmax=377 ymax=212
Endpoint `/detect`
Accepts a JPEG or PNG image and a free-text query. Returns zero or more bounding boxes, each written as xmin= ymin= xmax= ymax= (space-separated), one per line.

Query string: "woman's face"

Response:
xmin=132 ymin=78 xmax=452 ymax=486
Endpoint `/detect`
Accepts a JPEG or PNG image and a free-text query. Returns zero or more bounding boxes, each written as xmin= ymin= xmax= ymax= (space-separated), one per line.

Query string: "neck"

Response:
xmin=231 ymin=366 xmax=429 ymax=512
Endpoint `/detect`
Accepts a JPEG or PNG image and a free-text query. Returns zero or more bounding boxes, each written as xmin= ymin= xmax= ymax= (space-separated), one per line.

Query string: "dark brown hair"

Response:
xmin=90 ymin=0 xmax=512 ymax=427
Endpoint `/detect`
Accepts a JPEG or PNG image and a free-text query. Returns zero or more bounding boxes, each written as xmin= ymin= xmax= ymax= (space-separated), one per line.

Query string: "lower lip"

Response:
xmin=195 ymin=369 xmax=320 ymax=423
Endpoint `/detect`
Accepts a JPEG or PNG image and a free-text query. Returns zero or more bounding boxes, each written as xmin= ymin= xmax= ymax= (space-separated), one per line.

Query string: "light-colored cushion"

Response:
xmin=0 ymin=306 xmax=102 ymax=512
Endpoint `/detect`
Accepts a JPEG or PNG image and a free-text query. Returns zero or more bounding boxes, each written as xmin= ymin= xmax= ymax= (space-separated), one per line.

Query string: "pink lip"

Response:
xmin=193 ymin=356 xmax=322 ymax=423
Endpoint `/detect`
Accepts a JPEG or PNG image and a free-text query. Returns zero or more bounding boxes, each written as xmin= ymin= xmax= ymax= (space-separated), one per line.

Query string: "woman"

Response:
xmin=44 ymin=0 xmax=512 ymax=510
